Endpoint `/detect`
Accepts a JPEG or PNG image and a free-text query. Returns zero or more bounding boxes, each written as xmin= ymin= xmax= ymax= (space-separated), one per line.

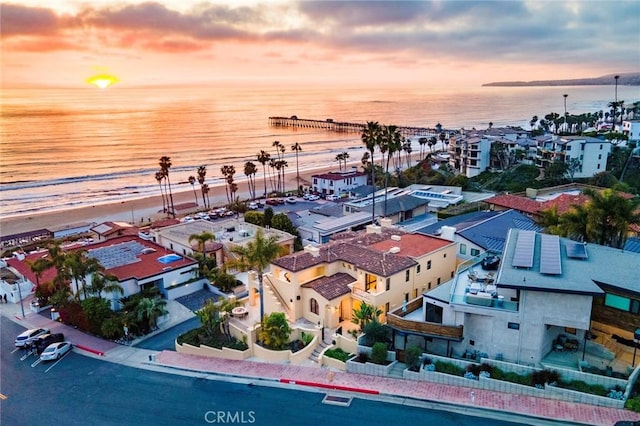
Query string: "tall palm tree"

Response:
xmin=89 ymin=273 xmax=123 ymax=300
xmin=159 ymin=156 xmax=175 ymax=218
xmin=188 ymin=175 xmax=198 ymax=205
xmin=155 ymin=170 xmax=167 ymax=213
xmin=244 ymin=161 xmax=258 ymax=200
xmin=226 ymin=229 xmax=283 ymax=321
xmin=257 ymin=150 xmax=271 ymax=199
xmin=197 ymin=165 xmax=208 ymax=208
xmin=381 ymin=125 xmax=401 ymax=217
xmin=361 ymin=121 xmax=381 ymax=224
xmin=291 ymin=142 xmax=302 ymax=188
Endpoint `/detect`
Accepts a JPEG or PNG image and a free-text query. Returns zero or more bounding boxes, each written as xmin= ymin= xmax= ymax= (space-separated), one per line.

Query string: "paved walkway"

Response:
xmin=3 ymin=295 xmax=640 ymax=425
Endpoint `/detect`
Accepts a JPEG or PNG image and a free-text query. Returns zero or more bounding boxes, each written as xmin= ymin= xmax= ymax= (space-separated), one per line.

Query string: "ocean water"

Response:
xmin=1 ymin=84 xmax=638 ymax=219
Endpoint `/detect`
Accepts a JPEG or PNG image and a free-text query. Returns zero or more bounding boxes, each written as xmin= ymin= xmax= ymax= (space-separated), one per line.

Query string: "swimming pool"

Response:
xmin=157 ymin=254 xmax=182 ymax=264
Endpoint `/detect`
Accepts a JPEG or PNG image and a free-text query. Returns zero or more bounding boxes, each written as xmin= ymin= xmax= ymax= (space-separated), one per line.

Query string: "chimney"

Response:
xmin=366 ymin=224 xmax=382 ymax=234
xmin=440 ymin=226 xmax=456 ymax=241
xmin=304 ymin=245 xmax=320 ymax=257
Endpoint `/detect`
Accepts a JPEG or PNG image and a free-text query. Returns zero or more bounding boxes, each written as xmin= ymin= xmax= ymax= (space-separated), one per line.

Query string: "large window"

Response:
xmin=310 ymin=298 xmax=319 ymax=315
xmin=605 ymin=293 xmax=640 ymax=314
xmin=365 ymin=274 xmax=377 ymax=292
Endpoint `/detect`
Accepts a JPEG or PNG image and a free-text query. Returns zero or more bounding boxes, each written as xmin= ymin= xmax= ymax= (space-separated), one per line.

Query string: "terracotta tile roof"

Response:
xmin=367 ymin=233 xmax=452 ymax=257
xmin=301 ymin=272 xmax=353 ymax=300
xmin=273 ymin=229 xmax=418 ymax=277
xmin=485 ymin=194 xmax=540 ymax=214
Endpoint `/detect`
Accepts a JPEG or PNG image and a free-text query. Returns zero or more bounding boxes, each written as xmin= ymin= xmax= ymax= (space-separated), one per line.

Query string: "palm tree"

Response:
xmin=361 ymin=121 xmax=381 ymax=224
xmin=291 ymin=142 xmax=302 ymax=188
xmin=136 ymin=297 xmax=168 ymax=331
xmin=244 ymin=161 xmax=257 ymax=200
xmin=197 ymin=165 xmax=208 ymax=208
xmin=188 ymin=175 xmax=198 ymax=206
xmin=159 ymin=156 xmax=175 ymax=218
xmin=257 ymin=150 xmax=271 ymax=199
xmin=89 ymin=273 xmax=123 ymax=300
xmin=226 ymin=229 xmax=283 ymax=321
xmin=381 ymin=125 xmax=401 ymax=217
xmin=352 ymin=302 xmax=382 ymax=332
xmin=155 ymin=170 xmax=167 ymax=213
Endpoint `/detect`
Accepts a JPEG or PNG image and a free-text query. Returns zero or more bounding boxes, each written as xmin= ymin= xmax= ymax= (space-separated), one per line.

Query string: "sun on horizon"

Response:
xmin=86 ymin=74 xmax=119 ymax=89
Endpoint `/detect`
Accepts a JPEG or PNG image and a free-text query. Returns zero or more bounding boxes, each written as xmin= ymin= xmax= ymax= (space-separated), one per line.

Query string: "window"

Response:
xmin=385 ymin=278 xmax=390 ymax=291
xmin=427 ymin=260 xmax=432 ymax=270
xmin=604 ymin=293 xmax=640 ymax=313
xmin=405 ymin=270 xmax=410 ymax=282
xmin=365 ymin=274 xmax=377 ymax=292
xmin=417 ymin=264 xmax=421 ymax=274
xmin=460 ymin=244 xmax=467 ymax=255
xmin=508 ymin=322 xmax=520 ymax=330
xmin=470 ymin=248 xmax=480 ymax=256
xmin=310 ymin=298 xmax=318 ymax=315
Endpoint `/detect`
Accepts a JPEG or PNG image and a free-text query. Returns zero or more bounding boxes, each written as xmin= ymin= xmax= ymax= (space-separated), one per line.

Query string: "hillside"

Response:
xmin=483 ymin=72 xmax=640 ymax=87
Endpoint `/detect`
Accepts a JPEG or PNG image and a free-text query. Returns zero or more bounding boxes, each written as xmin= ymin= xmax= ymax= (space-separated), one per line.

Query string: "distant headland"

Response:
xmin=483 ymin=72 xmax=640 ymax=87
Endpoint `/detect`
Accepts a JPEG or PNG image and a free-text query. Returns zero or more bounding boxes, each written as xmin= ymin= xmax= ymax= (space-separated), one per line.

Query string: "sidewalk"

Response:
xmin=3 ymin=296 xmax=640 ymax=426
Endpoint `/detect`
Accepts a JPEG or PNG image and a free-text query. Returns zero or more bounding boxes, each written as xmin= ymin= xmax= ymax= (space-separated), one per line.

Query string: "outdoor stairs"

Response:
xmin=388 ymin=362 xmax=407 ymax=379
xmin=308 ymin=340 xmax=330 ymax=365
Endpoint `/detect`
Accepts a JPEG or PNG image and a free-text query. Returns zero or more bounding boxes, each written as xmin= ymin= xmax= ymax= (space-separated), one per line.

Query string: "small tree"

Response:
xmin=258 ymin=312 xmax=290 ymax=350
xmin=371 ymin=342 xmax=388 ymax=365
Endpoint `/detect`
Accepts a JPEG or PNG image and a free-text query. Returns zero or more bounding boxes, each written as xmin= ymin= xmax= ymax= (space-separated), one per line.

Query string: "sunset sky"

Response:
xmin=2 ymin=0 xmax=638 ymax=89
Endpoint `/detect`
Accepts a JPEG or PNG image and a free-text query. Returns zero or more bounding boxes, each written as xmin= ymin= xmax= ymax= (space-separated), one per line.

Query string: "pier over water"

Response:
xmin=268 ymin=116 xmax=440 ymax=138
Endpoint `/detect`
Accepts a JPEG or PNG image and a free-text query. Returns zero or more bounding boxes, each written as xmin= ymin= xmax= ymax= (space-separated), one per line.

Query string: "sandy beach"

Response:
xmin=0 ymin=164 xmax=355 ymax=236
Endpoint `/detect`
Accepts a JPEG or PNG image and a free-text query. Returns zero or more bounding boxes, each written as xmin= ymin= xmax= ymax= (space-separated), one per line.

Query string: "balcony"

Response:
xmin=387 ymin=298 xmax=464 ymax=340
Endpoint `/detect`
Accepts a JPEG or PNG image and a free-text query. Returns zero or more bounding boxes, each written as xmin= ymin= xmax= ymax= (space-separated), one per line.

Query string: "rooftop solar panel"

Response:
xmin=566 ymin=242 xmax=588 ymax=259
xmin=540 ymin=234 xmax=562 ymax=275
xmin=512 ymin=230 xmax=535 ymax=268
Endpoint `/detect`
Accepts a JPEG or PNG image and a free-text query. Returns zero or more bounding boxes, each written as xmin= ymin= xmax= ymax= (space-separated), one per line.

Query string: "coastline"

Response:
xmin=0 ymin=164 xmax=352 ymax=236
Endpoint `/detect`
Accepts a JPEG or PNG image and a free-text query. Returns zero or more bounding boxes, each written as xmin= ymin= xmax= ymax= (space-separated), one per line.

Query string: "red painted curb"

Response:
xmin=75 ymin=344 xmax=104 ymax=356
xmin=279 ymin=378 xmax=379 ymax=395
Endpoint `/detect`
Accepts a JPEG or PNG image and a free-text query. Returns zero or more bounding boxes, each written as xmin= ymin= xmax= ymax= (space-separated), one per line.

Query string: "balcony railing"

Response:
xmin=387 ymin=298 xmax=464 ymax=340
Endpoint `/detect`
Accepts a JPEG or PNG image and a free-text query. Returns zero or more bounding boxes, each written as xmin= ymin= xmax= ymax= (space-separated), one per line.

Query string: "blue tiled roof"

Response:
xmin=624 ymin=237 xmax=640 ymax=254
xmin=458 ymin=210 xmax=541 ymax=253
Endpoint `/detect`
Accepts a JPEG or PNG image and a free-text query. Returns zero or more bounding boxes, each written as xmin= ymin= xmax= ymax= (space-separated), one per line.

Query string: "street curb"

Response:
xmin=75 ymin=344 xmax=105 ymax=356
xmin=278 ymin=378 xmax=379 ymax=395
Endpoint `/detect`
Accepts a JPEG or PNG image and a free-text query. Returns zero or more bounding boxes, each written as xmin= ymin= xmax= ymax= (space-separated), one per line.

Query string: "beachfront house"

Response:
xmin=387 ymin=229 xmax=640 ymax=369
xmin=536 ymin=136 xmax=611 ymax=178
xmin=257 ymin=226 xmax=457 ymax=330
xmin=150 ymin=218 xmax=295 ymax=269
xmin=311 ymin=168 xmax=368 ymax=199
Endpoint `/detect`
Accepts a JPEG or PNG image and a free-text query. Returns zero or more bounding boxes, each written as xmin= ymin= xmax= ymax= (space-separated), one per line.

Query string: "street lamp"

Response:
xmin=633 ymin=328 xmax=640 ymax=368
xmin=563 ymin=94 xmax=568 ymax=133
xmin=16 ymin=281 xmax=25 ymax=319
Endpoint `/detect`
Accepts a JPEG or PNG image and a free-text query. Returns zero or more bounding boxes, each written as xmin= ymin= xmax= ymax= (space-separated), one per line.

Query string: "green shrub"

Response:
xmin=405 ymin=346 xmax=422 ymax=371
xmin=371 ymin=342 xmax=388 ymax=365
xmin=435 ymin=361 xmax=464 ymax=376
xmin=324 ymin=348 xmax=353 ymax=363
xmin=625 ymin=395 xmax=640 ymax=412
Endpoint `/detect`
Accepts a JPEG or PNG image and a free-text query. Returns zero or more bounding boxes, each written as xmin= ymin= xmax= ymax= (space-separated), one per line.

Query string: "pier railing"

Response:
xmin=268 ymin=116 xmax=441 ymax=138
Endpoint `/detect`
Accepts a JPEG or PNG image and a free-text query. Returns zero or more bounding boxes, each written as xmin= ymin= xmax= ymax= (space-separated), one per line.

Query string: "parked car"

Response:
xmin=40 ymin=341 xmax=73 ymax=361
xmin=15 ymin=328 xmax=50 ymax=348
xmin=33 ymin=333 xmax=65 ymax=354
xmin=286 ymin=197 xmax=297 ymax=204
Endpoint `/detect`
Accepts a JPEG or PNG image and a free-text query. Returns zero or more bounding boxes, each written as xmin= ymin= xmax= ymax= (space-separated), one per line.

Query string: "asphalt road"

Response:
xmin=133 ymin=317 xmax=200 ymax=351
xmin=1 ymin=317 xmax=528 ymax=426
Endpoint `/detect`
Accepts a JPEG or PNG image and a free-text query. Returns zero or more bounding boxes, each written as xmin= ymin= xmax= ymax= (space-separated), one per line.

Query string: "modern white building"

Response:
xmin=311 ymin=168 xmax=368 ymax=198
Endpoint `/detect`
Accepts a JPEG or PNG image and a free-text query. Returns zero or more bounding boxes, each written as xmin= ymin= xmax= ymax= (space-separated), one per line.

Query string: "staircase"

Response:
xmin=388 ymin=362 xmax=407 ymax=379
xmin=308 ymin=340 xmax=330 ymax=365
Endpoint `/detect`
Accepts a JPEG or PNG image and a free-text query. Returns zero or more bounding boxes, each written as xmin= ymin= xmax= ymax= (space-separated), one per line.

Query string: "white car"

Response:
xmin=40 ymin=341 xmax=73 ymax=361
xmin=15 ymin=328 xmax=50 ymax=347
